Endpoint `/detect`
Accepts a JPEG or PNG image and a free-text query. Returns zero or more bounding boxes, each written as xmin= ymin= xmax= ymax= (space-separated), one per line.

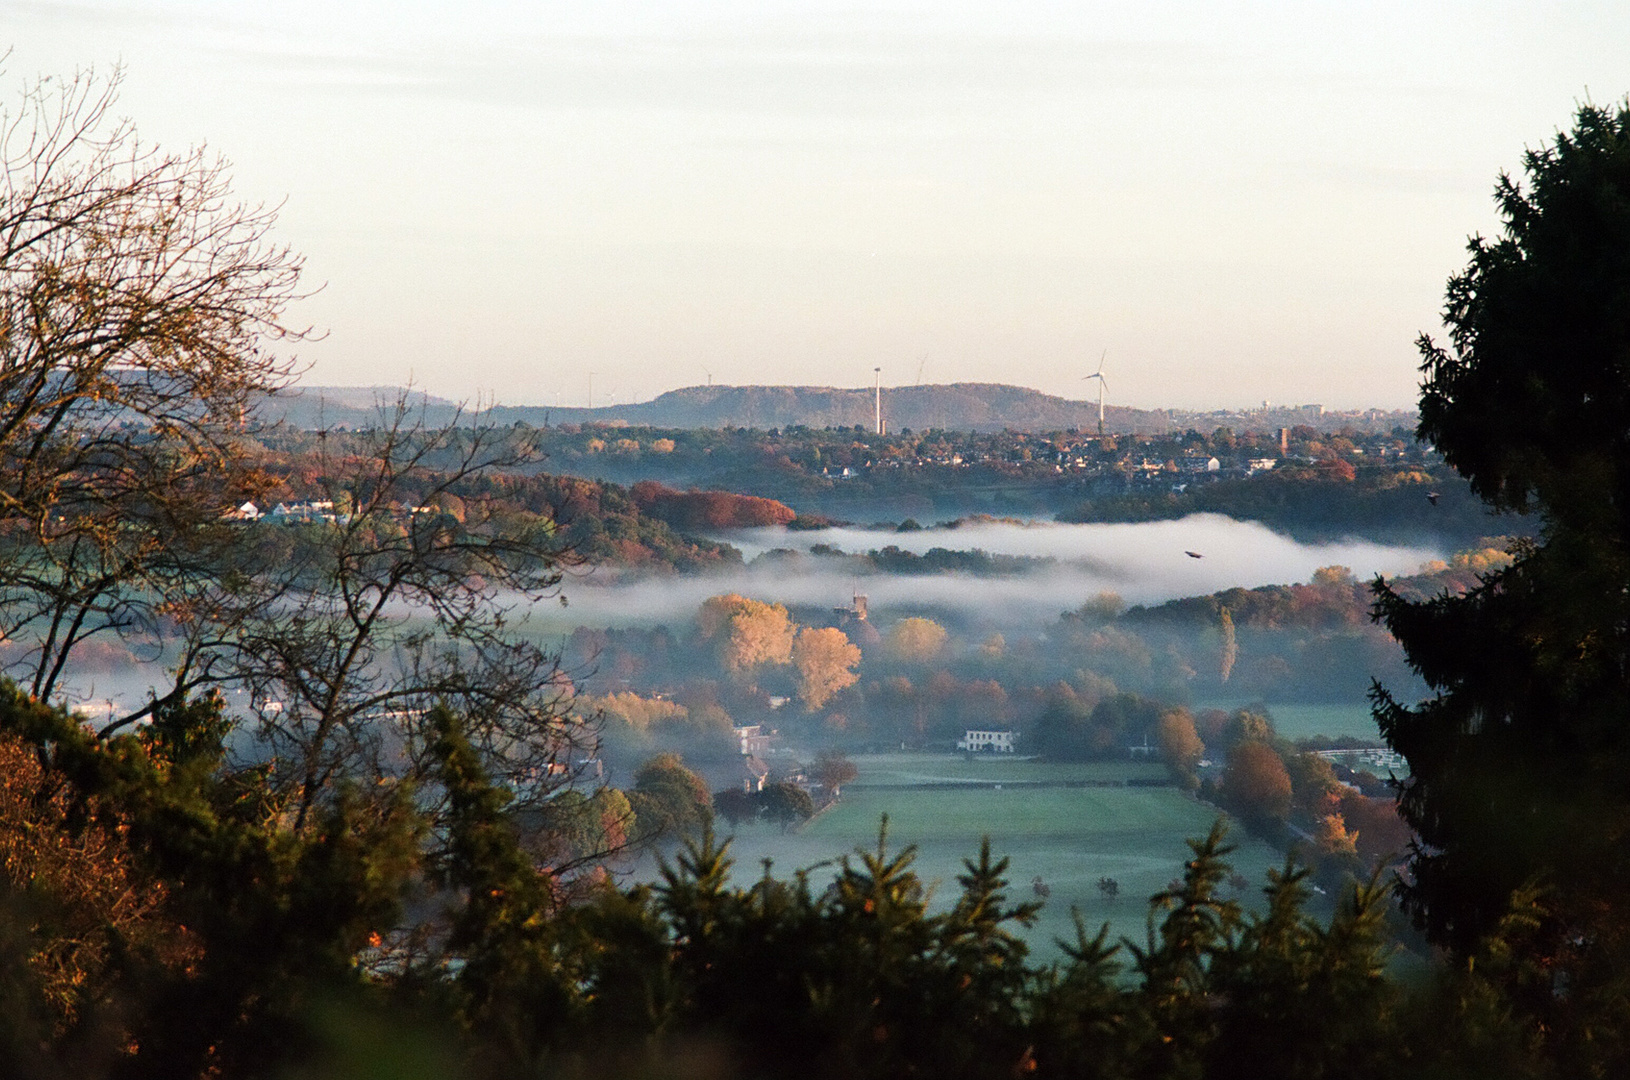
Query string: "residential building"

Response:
xmin=957 ymin=729 xmax=1016 ymax=753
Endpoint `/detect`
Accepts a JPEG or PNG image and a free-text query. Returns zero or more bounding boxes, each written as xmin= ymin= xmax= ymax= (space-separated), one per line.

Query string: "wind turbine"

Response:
xmin=1083 ymin=350 xmax=1108 ymax=436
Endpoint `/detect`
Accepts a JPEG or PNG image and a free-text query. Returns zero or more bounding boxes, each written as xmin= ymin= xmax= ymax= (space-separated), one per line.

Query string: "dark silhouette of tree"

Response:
xmin=1372 ymin=100 xmax=1630 ymax=1072
xmin=418 ymin=704 xmax=577 ymax=1068
xmin=0 ymin=682 xmax=422 ymax=1077
xmin=758 ymin=781 xmax=816 ymax=831
xmin=0 ymin=690 xmax=1538 ymax=1080
xmin=712 ymin=786 xmax=759 ymax=827
xmin=1203 ymin=859 xmax=1396 ymax=1080
xmin=628 ymin=753 xmax=713 ymax=842
xmin=0 ymin=725 xmax=187 ymax=1044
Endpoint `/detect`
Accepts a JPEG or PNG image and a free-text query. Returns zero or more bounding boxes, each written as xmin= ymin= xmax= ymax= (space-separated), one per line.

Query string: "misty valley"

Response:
xmin=28 ymin=428 xmax=1496 ymax=951
xmin=9 ymin=37 xmax=1630 ymax=1078
xmin=536 ymin=504 xmax=1472 ymax=936
xmin=0 ymin=90 xmax=1566 ymax=1063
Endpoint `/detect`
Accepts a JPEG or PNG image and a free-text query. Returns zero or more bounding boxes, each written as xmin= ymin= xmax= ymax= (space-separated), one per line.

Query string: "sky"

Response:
xmin=6 ymin=2 xmax=1630 ymax=411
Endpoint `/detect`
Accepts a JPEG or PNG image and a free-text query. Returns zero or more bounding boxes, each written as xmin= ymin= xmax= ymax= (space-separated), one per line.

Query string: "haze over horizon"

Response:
xmin=8 ymin=2 xmax=1628 ymax=412
xmin=280 ymin=379 xmax=1412 ymax=415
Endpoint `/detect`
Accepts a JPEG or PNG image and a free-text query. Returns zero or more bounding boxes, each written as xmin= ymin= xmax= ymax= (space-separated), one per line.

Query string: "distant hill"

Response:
xmin=255 ymin=383 xmax=1412 ymax=435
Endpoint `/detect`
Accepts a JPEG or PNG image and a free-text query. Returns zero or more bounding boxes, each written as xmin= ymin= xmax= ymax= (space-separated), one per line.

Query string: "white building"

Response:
xmin=734 ymin=724 xmax=773 ymax=757
xmin=957 ymin=729 xmax=1016 ymax=753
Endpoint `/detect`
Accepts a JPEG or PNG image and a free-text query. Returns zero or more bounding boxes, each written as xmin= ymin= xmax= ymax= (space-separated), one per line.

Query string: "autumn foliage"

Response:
xmin=885 ymin=617 xmax=949 ymax=664
xmin=1219 ymin=741 xmax=1293 ymax=826
xmin=631 ymin=481 xmax=797 ymax=530
xmin=1313 ymin=813 xmax=1359 ymax=858
xmin=1155 ymin=707 xmax=1205 ymax=785
xmin=697 ymin=594 xmax=796 ymax=676
xmin=0 ymin=731 xmax=192 ymax=1035
xmin=793 ymin=626 xmax=863 ymax=710
xmin=1335 ymin=790 xmax=1413 ymax=863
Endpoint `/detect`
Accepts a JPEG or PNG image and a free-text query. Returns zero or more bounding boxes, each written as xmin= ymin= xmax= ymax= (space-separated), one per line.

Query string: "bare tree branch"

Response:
xmin=0 ymin=66 xmax=311 ymax=705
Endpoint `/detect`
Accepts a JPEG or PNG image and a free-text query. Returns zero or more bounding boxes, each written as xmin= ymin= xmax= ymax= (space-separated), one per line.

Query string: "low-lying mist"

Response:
xmin=544 ymin=515 xmax=1441 ymax=632
xmin=44 ymin=516 xmax=1439 ymax=720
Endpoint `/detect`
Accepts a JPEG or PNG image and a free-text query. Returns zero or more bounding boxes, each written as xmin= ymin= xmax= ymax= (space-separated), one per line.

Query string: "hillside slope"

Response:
xmin=257 ymin=383 xmax=1408 ymax=435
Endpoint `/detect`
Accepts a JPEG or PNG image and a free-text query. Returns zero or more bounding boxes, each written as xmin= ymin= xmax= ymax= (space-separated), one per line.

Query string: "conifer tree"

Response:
xmin=1372 ymin=99 xmax=1630 ymax=1070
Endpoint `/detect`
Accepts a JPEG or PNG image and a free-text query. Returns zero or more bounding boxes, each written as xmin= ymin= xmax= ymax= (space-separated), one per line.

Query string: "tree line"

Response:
xmin=0 ymin=684 xmax=1564 ymax=1078
xmin=5 ymin=65 xmax=1630 ymax=1077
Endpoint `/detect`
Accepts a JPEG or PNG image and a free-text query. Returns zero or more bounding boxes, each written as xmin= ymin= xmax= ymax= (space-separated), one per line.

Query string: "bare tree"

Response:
xmin=196 ymin=400 xmax=587 ymax=831
xmin=0 ymin=67 xmax=593 ymax=860
xmin=810 ymin=748 xmax=858 ymax=798
xmin=0 ymin=66 xmax=309 ymax=705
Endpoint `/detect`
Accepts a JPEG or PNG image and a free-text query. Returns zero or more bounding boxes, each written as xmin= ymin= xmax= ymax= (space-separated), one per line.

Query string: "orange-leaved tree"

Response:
xmin=697 ymin=594 xmax=796 ymax=677
xmin=792 ymin=626 xmax=862 ymax=710
xmin=1156 ymin=707 xmax=1206 ymax=788
xmin=1219 ymin=742 xmax=1292 ymax=828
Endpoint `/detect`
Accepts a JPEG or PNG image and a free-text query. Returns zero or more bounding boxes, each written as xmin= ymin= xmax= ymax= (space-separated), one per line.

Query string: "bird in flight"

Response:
xmin=1184 ymin=551 xmax=1204 ymax=559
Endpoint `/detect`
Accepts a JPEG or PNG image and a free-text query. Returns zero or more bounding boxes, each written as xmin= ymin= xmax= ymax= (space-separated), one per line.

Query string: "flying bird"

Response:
xmin=1185 ymin=550 xmax=1204 ymax=559
xmin=1427 ymin=492 xmax=1441 ymax=505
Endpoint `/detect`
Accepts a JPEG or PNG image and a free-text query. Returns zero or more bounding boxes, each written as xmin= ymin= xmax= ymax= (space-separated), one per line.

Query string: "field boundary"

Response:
xmin=851 ymin=778 xmax=1174 ymax=791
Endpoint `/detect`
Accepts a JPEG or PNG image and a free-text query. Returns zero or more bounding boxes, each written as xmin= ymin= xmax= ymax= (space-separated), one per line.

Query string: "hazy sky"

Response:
xmin=6 ymin=2 xmax=1629 ymax=409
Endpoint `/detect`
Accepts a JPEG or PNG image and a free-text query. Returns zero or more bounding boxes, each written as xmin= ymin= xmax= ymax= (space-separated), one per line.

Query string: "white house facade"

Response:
xmin=957 ymin=729 xmax=1017 ymax=753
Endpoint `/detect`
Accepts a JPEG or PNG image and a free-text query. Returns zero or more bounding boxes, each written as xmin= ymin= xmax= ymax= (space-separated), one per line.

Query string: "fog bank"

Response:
xmin=547 ymin=515 xmax=1441 ymax=631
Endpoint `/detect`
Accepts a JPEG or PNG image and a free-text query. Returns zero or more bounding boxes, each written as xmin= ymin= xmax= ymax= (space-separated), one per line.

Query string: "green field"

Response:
xmin=850 ymin=754 xmax=1169 ymax=787
xmin=1195 ymin=701 xmax=1383 ymax=742
xmin=1263 ymin=703 xmax=1383 ymax=741
xmin=710 ymin=754 xmax=1294 ymax=960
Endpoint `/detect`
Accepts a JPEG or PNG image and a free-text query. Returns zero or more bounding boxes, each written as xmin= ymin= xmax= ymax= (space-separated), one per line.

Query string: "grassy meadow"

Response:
xmin=1262 ymin=702 xmax=1383 ymax=742
xmin=847 ymin=755 xmax=1169 ymax=787
xmin=1191 ymin=701 xmax=1384 ymax=743
xmin=709 ymin=754 xmax=1294 ymax=960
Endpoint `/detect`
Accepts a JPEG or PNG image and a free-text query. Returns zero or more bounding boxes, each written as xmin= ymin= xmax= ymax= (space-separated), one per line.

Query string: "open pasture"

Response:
xmin=1195 ymin=701 xmax=1383 ymax=743
xmin=716 ymin=754 xmax=1292 ymax=959
xmin=849 ymin=753 xmax=1168 ymax=788
xmin=1262 ymin=703 xmax=1384 ymax=742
